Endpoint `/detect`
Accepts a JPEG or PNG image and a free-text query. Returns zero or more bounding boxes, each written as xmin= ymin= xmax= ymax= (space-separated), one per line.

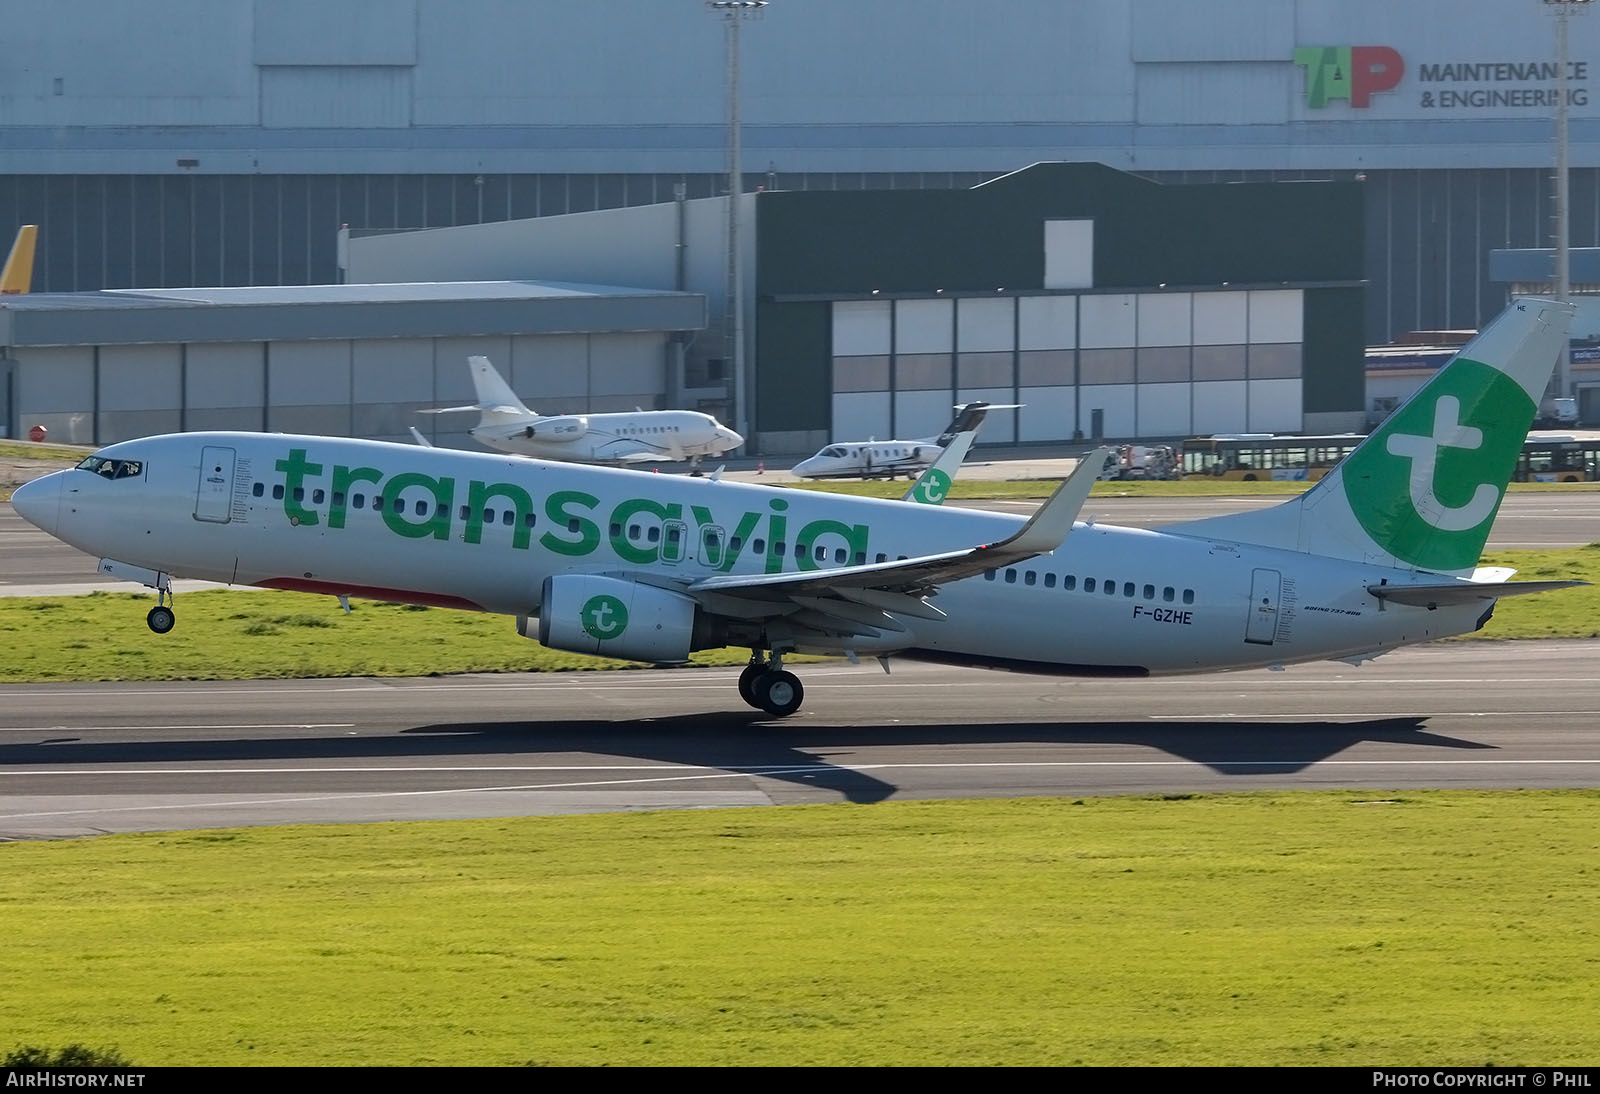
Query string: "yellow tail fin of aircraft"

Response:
xmin=1 ymin=224 xmax=38 ymax=294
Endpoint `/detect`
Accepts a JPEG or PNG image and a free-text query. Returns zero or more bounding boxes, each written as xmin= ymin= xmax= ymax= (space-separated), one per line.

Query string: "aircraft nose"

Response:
xmin=11 ymin=471 xmax=62 ymax=536
xmin=718 ymin=427 xmax=744 ymax=449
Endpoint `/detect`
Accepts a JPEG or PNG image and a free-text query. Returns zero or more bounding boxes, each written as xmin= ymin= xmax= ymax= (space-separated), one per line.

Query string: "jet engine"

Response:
xmin=529 ymin=574 xmax=723 ymax=663
xmin=524 ymin=416 xmax=588 ymax=441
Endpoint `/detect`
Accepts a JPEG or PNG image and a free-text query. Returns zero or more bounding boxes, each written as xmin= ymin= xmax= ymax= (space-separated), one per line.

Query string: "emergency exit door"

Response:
xmin=1245 ymin=568 xmax=1281 ymax=645
xmin=194 ymin=446 xmax=236 ymax=523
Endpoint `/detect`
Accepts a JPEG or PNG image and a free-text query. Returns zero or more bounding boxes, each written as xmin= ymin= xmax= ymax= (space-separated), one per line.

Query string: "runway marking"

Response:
xmin=1146 ymin=710 xmax=1600 ymax=719
xmin=4 ymin=756 xmax=1600 ymax=823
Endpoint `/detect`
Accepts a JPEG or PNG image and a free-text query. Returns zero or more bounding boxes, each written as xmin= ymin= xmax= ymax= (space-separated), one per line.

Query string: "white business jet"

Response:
xmin=424 ymin=355 xmax=743 ymax=471
xmin=11 ymin=299 xmax=1583 ymax=717
xmin=790 ymin=402 xmax=1015 ymax=480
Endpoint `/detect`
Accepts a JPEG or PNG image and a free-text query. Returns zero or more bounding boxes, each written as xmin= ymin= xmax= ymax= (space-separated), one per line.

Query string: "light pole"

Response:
xmin=708 ymin=0 xmax=766 ymax=450
xmin=1546 ymin=0 xmax=1592 ymax=400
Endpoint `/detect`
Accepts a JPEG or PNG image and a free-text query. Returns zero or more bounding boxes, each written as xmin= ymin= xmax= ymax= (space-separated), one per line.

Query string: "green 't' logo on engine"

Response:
xmin=910 ymin=468 xmax=952 ymax=504
xmin=1341 ymin=357 xmax=1532 ymax=571
xmin=581 ymin=594 xmax=629 ymax=640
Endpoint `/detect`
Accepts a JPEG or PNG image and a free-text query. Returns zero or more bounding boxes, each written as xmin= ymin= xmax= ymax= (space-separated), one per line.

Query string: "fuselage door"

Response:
xmin=194 ymin=445 xmax=236 ymax=524
xmin=1245 ymin=567 xmax=1281 ymax=645
xmin=660 ymin=519 xmax=688 ymax=564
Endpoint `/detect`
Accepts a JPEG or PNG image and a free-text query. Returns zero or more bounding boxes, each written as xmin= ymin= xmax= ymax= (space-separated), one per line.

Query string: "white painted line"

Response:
xmin=0 ymin=723 xmax=355 ymax=733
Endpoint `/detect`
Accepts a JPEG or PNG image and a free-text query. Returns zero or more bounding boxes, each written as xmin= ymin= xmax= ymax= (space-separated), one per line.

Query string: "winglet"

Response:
xmin=980 ymin=447 xmax=1110 ymax=557
xmin=1 ymin=225 xmax=37 ymax=294
xmin=902 ymin=415 xmax=982 ymax=503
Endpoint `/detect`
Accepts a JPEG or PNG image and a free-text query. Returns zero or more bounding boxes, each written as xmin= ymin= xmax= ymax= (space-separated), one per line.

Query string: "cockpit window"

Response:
xmin=75 ymin=456 xmax=144 ymax=480
xmin=822 ymin=446 xmax=846 ymax=458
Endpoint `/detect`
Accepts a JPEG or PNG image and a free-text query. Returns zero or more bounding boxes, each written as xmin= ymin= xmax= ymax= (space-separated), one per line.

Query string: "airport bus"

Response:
xmin=1179 ymin=432 xmax=1600 ymax=482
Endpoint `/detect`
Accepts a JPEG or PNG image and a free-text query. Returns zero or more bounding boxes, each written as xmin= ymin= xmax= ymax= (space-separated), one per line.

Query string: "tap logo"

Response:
xmin=910 ymin=468 xmax=952 ymax=505
xmin=1294 ymin=46 xmax=1405 ymax=108
xmin=1341 ymin=358 xmax=1532 ymax=571
xmin=581 ymin=594 xmax=629 ymax=640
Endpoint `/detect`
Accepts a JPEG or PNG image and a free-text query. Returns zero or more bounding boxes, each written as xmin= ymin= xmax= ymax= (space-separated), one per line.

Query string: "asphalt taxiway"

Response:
xmin=3 ymin=641 xmax=1598 ymax=839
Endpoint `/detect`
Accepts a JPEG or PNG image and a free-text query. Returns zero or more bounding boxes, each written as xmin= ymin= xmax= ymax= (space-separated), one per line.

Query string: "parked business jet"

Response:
xmin=423 ymin=355 xmax=743 ymax=470
xmin=790 ymin=402 xmax=1014 ymax=480
xmin=10 ymin=300 xmax=1583 ymax=717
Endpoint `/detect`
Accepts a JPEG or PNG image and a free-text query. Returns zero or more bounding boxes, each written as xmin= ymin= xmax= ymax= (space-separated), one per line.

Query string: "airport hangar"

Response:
xmin=346 ymin=162 xmax=1367 ymax=456
xmin=0 ymin=282 xmax=707 ymax=448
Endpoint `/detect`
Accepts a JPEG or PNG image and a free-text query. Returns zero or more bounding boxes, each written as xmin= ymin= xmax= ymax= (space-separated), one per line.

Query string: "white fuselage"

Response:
xmin=470 ymin=410 xmax=742 ymax=465
xmin=791 ymin=440 xmax=943 ymax=480
xmin=24 ymin=432 xmax=1486 ymax=676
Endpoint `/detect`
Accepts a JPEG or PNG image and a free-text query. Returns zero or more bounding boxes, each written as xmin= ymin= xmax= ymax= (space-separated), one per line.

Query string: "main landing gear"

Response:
xmin=738 ymin=650 xmax=804 ymax=717
xmin=147 ymin=587 xmax=175 ymax=634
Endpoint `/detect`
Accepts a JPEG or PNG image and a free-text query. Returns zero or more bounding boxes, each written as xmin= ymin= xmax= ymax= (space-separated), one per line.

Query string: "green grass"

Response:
xmin=0 ymin=438 xmax=89 ymax=462
xmin=791 ymin=477 xmax=1600 ymax=500
xmin=0 ymin=544 xmax=1594 ymax=682
xmin=1 ymin=791 xmax=1598 ymax=1065
xmin=0 ymin=590 xmax=776 ymax=681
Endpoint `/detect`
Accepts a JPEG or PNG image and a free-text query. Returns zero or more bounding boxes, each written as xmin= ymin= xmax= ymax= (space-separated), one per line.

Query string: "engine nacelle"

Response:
xmin=524 ymin=415 xmax=588 ymax=441
xmin=532 ymin=574 xmax=707 ymax=663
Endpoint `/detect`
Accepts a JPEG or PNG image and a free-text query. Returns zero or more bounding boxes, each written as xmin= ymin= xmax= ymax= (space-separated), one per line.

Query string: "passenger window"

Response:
xmin=1143 ymin=584 xmax=1155 ymax=600
xmin=837 ymin=549 xmax=848 ymax=564
xmin=252 ymin=482 xmax=264 ymax=498
xmin=393 ymin=498 xmax=405 ymax=514
xmin=1084 ymin=578 xmax=1096 ymax=592
xmin=610 ymin=523 xmax=622 ymax=538
xmin=373 ymin=496 xmax=383 ymax=510
xmin=1123 ymin=582 xmax=1134 ymax=598
xmin=648 ymin=527 xmax=661 ymax=543
xmin=752 ymin=538 xmax=765 ymax=553
xmin=459 ymin=505 xmax=471 ymax=521
xmin=1105 ymin=581 xmax=1116 ymax=596
xmin=292 ymin=487 xmax=304 ymax=502
xmin=1064 ymin=575 xmax=1076 ymax=591
xmin=876 ymin=553 xmax=887 ymax=564
xmin=629 ymin=524 xmax=641 ymax=541
xmin=985 ymin=570 xmax=996 ymax=581
xmin=666 ymin=527 xmax=680 ymax=545
xmin=415 ymin=500 xmax=428 ymax=516
xmin=730 ymin=536 xmax=743 ymax=552
xmin=524 ymin=513 xmax=536 ymax=528
xmin=1183 ymin=589 xmax=1195 ymax=604
xmin=568 ymin=517 xmax=581 ymax=534
xmin=273 ymin=484 xmax=285 ymax=500
xmin=1044 ymin=573 xmax=1055 ymax=589
xmin=705 ymin=530 xmax=721 ymax=551
xmin=333 ymin=492 xmax=345 ymax=508
xmin=313 ymin=489 xmax=325 ymax=505
xmin=501 ymin=510 xmax=514 ymax=526
xmin=1024 ymin=571 xmax=1036 ymax=586
xmin=481 ymin=508 xmax=493 ymax=524
xmin=1004 ymin=569 xmax=1016 ymax=584
xmin=773 ymin=541 xmax=786 ymax=555
xmin=795 ymin=543 xmax=806 ymax=559
xmin=353 ymin=494 xmax=365 ymax=509
xmin=1163 ymin=586 xmax=1175 ymax=602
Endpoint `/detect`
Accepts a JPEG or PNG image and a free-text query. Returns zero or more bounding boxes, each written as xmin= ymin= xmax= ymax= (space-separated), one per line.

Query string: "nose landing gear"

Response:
xmin=146 ymin=585 xmax=175 ymax=634
xmin=738 ymin=649 xmax=805 ymax=717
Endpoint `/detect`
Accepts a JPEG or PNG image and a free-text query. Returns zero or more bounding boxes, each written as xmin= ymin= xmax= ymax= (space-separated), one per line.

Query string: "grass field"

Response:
xmin=2 ymin=791 xmax=1598 ymax=1066
xmin=0 ymin=543 xmax=1595 ymax=682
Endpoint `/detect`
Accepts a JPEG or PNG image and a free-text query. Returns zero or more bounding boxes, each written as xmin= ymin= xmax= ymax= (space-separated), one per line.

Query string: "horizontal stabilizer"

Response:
xmin=1368 ymin=579 xmax=1586 ymax=607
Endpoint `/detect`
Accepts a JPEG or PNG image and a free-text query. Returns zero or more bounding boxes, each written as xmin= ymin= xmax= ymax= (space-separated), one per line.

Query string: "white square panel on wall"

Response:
xmin=833 ymin=300 xmax=892 ymax=357
xmin=1137 ymin=292 xmax=1192 ymax=347
xmin=1136 ymin=383 xmax=1192 ymax=438
xmin=1017 ymin=386 xmax=1076 ymax=442
xmin=1079 ymin=294 xmax=1136 ymax=349
xmin=956 ymin=296 xmax=1015 ymax=352
xmin=831 ymin=392 xmax=891 ymax=443
xmin=1044 ymin=219 xmax=1093 ymax=289
xmin=1193 ymin=291 xmax=1248 ymax=346
xmin=1019 ymin=295 xmax=1077 ymax=351
xmin=894 ymin=298 xmax=954 ymax=355
xmin=1078 ymin=384 xmax=1136 ymax=439
xmin=894 ymin=389 xmax=956 ymax=440
xmin=273 ymin=342 xmax=354 ymax=406
xmin=1193 ymin=380 xmax=1248 ymax=434
xmin=1247 ymin=378 xmax=1303 ymax=433
xmin=97 ymin=345 xmax=181 ymax=412
xmin=957 ymin=387 xmax=1017 ymax=443
xmin=1248 ymin=290 xmax=1304 ymax=345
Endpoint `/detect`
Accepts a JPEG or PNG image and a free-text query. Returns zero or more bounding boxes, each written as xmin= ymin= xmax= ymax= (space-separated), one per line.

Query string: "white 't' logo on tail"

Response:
xmin=1384 ymin=395 xmax=1500 ymax=532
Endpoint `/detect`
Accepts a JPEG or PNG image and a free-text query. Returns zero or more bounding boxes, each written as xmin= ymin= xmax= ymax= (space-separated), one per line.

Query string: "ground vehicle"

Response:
xmin=1111 ymin=444 xmax=1178 ymax=480
xmin=1179 ymin=434 xmax=1365 ymax=481
xmin=1181 ymin=432 xmax=1600 ymax=483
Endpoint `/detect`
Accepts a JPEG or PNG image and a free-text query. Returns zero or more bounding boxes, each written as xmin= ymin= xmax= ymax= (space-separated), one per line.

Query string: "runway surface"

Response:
xmin=3 ymin=641 xmax=1599 ymax=839
xmin=4 ymin=491 xmax=1597 ymax=593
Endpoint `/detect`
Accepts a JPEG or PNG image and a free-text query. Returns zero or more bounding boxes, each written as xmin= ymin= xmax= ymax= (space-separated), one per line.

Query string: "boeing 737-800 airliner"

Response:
xmin=10 ymin=299 xmax=1583 ymax=716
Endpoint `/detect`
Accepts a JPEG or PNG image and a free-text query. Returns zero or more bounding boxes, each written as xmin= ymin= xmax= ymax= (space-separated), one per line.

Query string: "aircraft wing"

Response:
xmin=597 ymin=438 xmax=678 ymax=463
xmin=689 ymin=447 xmax=1108 ymax=602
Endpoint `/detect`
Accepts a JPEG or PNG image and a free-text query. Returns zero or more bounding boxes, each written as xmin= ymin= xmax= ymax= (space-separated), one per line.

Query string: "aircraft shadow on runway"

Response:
xmin=0 ymin=714 xmax=1494 ymax=805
